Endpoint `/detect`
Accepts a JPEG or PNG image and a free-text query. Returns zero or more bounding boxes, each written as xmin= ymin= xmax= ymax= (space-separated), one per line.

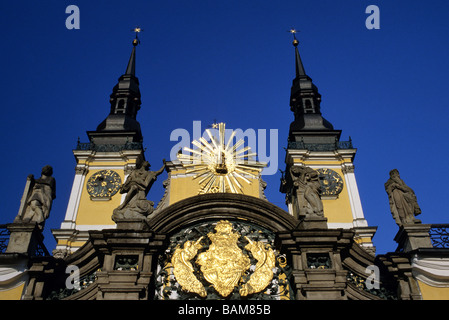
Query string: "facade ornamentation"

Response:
xmin=239 ymin=236 xmax=276 ymax=296
xmin=157 ymin=220 xmax=287 ymax=300
xmin=172 ymin=237 xmax=207 ymax=297
xmin=177 ymin=122 xmax=266 ymax=194
xmin=86 ymin=170 xmax=122 ymax=199
xmin=171 ymin=220 xmax=275 ymax=298
xmin=316 ymin=168 xmax=344 ymax=197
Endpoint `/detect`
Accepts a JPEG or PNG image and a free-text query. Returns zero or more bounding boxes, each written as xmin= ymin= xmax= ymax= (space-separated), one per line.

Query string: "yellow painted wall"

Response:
xmin=321 ymin=168 xmax=353 ymax=224
xmin=0 ymin=282 xmax=25 ymax=300
xmin=168 ymin=171 xmax=261 ymax=205
xmin=75 ymin=168 xmax=125 ymax=226
xmin=418 ymin=280 xmax=449 ymax=300
xmin=291 ymin=159 xmax=354 ymax=224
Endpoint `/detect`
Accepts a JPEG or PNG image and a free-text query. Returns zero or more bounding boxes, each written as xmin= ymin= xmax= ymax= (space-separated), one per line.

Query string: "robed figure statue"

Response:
xmin=15 ymin=165 xmax=56 ymax=230
xmin=385 ymin=169 xmax=421 ymax=226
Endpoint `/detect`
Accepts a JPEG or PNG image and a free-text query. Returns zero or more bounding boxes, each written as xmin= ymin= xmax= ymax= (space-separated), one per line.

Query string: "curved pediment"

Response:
xmin=147 ymin=193 xmax=298 ymax=234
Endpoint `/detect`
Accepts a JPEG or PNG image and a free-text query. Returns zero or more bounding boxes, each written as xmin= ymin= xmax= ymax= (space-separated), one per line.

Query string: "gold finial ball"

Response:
xmin=292 ymin=39 xmax=299 ymax=47
xmin=133 ymin=38 xmax=139 ymax=46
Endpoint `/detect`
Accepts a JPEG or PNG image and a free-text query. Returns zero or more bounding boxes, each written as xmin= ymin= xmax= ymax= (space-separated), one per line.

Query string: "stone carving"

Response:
xmin=15 ymin=165 xmax=56 ymax=229
xmin=112 ymin=159 xmax=166 ymax=221
xmin=52 ymin=248 xmax=69 ymax=259
xmin=290 ymin=165 xmax=324 ymax=217
xmin=385 ymin=169 xmax=421 ymax=226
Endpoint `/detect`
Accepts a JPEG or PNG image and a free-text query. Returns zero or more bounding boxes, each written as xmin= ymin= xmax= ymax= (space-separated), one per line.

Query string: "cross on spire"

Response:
xmin=288 ymin=28 xmax=299 ymax=47
xmin=131 ymin=27 xmax=143 ymax=46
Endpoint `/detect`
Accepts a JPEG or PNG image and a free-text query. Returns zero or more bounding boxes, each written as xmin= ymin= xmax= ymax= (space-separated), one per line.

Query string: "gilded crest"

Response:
xmin=170 ymin=220 xmax=276 ymax=298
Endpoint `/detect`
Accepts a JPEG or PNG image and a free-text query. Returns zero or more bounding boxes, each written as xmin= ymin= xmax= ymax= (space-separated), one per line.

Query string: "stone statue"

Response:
xmin=385 ymin=169 xmax=421 ymax=226
xmin=15 ymin=165 xmax=56 ymax=229
xmin=290 ymin=165 xmax=324 ymax=217
xmin=112 ymin=159 xmax=166 ymax=221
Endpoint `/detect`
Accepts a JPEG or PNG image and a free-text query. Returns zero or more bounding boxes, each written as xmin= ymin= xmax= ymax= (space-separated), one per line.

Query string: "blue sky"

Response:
xmin=0 ymin=1 xmax=448 ymax=255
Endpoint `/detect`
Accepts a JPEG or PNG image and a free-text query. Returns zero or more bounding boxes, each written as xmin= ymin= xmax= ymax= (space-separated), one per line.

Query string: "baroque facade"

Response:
xmin=1 ymin=34 xmax=449 ymax=301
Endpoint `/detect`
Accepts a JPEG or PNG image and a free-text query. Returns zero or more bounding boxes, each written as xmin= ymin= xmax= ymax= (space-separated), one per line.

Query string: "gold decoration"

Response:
xmin=86 ymin=170 xmax=121 ymax=198
xmin=170 ymin=220 xmax=276 ymax=298
xmin=239 ymin=236 xmax=276 ymax=296
xmin=196 ymin=220 xmax=250 ymax=297
xmin=171 ymin=237 xmax=207 ymax=297
xmin=316 ymin=168 xmax=344 ymax=196
xmin=177 ymin=122 xmax=266 ymax=194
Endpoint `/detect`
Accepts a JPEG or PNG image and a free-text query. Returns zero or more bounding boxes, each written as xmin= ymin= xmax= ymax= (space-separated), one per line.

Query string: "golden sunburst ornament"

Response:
xmin=177 ymin=122 xmax=266 ymax=194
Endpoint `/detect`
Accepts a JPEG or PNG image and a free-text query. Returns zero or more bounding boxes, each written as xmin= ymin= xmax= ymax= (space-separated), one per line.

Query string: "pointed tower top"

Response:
xmin=289 ymin=28 xmax=306 ymax=78
xmin=286 ymin=29 xmax=340 ymax=143
xmin=125 ymin=45 xmax=137 ymax=76
xmin=125 ymin=27 xmax=142 ymax=76
xmin=87 ymin=30 xmax=144 ymax=145
xmin=288 ymin=29 xmax=306 ymax=77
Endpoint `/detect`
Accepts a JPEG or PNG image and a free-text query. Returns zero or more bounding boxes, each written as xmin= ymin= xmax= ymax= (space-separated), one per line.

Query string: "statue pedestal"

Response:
xmin=6 ymin=222 xmax=47 ymax=256
xmin=394 ymin=224 xmax=433 ymax=252
xmin=114 ymin=218 xmax=150 ymax=231
xmin=298 ymin=215 xmax=328 ymax=230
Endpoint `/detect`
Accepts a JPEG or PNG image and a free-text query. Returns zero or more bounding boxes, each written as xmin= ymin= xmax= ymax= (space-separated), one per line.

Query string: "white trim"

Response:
xmin=87 ymin=166 xmax=126 ymax=170
xmin=60 ymin=170 xmax=86 ymax=229
xmin=327 ymin=222 xmax=353 ymax=229
xmin=412 ymin=254 xmax=449 ymax=287
xmin=342 ymin=170 xmax=368 ymax=227
xmin=75 ymin=224 xmax=116 ymax=231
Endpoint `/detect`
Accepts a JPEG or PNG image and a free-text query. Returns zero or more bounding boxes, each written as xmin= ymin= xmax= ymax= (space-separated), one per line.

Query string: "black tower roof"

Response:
xmin=87 ymin=38 xmax=143 ymax=145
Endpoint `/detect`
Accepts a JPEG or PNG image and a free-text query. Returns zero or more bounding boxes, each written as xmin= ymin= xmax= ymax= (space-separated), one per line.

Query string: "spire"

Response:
xmin=125 ymin=44 xmax=136 ymax=76
xmin=287 ymin=30 xmax=340 ymax=144
xmin=290 ymin=30 xmax=306 ymax=77
xmin=87 ymin=31 xmax=144 ymax=145
xmin=125 ymin=28 xmax=141 ymax=76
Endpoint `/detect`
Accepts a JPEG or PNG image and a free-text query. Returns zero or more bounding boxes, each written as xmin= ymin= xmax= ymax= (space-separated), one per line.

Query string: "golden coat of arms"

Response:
xmin=171 ymin=220 xmax=276 ymax=298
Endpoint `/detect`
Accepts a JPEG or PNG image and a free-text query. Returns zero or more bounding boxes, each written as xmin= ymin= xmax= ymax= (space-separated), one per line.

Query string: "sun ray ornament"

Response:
xmin=177 ymin=122 xmax=267 ymax=194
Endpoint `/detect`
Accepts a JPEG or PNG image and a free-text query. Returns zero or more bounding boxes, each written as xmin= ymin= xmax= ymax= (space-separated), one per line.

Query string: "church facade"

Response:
xmin=1 ymin=34 xmax=449 ymax=301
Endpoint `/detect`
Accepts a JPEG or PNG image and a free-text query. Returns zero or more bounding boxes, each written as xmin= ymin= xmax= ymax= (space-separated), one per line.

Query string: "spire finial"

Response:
xmin=288 ymin=28 xmax=299 ymax=47
xmin=131 ymin=27 xmax=143 ymax=46
xmin=124 ymin=27 xmax=142 ymax=75
xmin=288 ymin=28 xmax=306 ymax=77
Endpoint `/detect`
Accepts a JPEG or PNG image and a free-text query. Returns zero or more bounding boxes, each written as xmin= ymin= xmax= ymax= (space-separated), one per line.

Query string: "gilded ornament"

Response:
xmin=177 ymin=122 xmax=266 ymax=194
xmin=196 ymin=221 xmax=250 ymax=297
xmin=239 ymin=236 xmax=276 ymax=296
xmin=171 ymin=237 xmax=207 ymax=297
xmin=170 ymin=220 xmax=276 ymax=298
xmin=316 ymin=168 xmax=344 ymax=196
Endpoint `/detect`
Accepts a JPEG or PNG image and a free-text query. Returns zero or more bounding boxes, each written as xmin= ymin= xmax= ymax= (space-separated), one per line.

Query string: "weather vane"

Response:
xmin=288 ymin=28 xmax=299 ymax=47
xmin=131 ymin=27 xmax=143 ymax=46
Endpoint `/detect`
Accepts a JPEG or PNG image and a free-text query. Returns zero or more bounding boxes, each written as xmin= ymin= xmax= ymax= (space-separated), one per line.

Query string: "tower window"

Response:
xmin=304 ymin=99 xmax=314 ymax=114
xmin=115 ymin=99 xmax=126 ymax=114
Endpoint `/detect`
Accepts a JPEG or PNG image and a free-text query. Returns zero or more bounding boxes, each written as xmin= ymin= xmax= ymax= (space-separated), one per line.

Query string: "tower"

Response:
xmin=52 ymin=38 xmax=147 ymax=253
xmin=280 ymin=32 xmax=377 ymax=252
